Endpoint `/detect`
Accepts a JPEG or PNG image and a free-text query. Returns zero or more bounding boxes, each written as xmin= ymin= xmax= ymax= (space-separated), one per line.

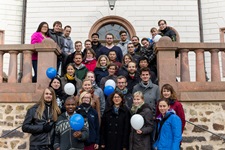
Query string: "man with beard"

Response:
xmin=91 ymin=33 xmax=103 ymax=55
xmin=96 ymin=33 xmax=123 ymax=62
xmin=117 ymin=30 xmax=130 ymax=56
xmin=131 ymin=35 xmax=142 ymax=55
xmin=125 ymin=61 xmax=140 ymax=93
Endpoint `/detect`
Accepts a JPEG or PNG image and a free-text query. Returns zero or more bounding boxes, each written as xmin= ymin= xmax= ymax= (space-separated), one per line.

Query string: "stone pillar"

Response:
xmin=209 ymin=49 xmax=221 ymax=81
xmin=35 ymin=39 xmax=61 ymax=89
xmin=194 ymin=49 xmax=206 ymax=82
xmin=0 ymin=51 xmax=3 ymax=83
xmin=21 ymin=50 xmax=33 ymax=83
xmin=8 ymin=51 xmax=18 ymax=83
xmin=180 ymin=49 xmax=190 ymax=81
xmin=155 ymin=36 xmax=177 ymax=89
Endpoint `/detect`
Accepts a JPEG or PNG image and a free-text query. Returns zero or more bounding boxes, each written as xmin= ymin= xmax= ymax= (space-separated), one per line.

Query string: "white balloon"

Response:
xmin=64 ymin=83 xmax=75 ymax=95
xmin=153 ymin=34 xmax=162 ymax=42
xmin=105 ymin=79 xmax=116 ymax=89
xmin=130 ymin=114 xmax=144 ymax=130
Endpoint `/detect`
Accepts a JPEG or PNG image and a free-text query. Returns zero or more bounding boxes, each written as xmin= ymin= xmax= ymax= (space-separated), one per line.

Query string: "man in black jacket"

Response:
xmin=48 ymin=21 xmax=65 ymax=75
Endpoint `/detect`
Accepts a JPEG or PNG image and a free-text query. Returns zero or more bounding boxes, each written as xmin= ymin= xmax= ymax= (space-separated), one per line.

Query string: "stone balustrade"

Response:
xmin=0 ymin=39 xmax=61 ymax=102
xmin=0 ymin=37 xmax=225 ymax=149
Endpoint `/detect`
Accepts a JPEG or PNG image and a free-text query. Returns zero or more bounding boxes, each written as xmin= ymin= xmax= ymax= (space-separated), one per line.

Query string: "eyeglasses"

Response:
xmin=113 ymin=96 xmax=121 ymax=99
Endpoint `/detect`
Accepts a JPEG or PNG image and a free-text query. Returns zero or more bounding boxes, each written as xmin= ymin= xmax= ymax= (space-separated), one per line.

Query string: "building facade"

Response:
xmin=1 ymin=0 xmax=225 ymax=81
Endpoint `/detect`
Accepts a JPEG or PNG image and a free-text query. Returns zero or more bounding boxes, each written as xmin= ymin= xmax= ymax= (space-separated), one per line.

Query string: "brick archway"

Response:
xmin=88 ymin=16 xmax=136 ymax=40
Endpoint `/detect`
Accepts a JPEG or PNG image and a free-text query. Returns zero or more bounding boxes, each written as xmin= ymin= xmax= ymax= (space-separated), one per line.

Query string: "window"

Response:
xmin=89 ymin=16 xmax=136 ymax=45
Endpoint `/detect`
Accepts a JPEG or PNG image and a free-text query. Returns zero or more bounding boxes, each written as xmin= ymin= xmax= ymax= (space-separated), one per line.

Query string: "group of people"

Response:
xmin=23 ymin=19 xmax=184 ymax=150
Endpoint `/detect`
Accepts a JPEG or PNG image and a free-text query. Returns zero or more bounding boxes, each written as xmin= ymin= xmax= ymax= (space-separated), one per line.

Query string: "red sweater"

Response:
xmin=83 ymin=59 xmax=97 ymax=72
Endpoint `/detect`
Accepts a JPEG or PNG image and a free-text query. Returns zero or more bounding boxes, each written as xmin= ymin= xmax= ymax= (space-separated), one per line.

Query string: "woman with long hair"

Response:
xmin=156 ymin=83 xmax=186 ymax=132
xmin=31 ymin=22 xmax=49 ymax=82
xmin=61 ymin=63 xmax=82 ymax=96
xmin=100 ymin=91 xmax=130 ymax=150
xmin=22 ymin=87 xmax=61 ymax=150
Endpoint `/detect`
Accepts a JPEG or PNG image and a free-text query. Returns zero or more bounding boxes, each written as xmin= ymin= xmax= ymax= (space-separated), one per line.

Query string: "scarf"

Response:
xmin=131 ymin=101 xmax=144 ymax=114
xmin=115 ymin=87 xmax=128 ymax=95
xmin=66 ymin=73 xmax=75 ymax=80
xmin=140 ymin=80 xmax=150 ymax=88
xmin=100 ymin=66 xmax=107 ymax=71
xmin=113 ymin=105 xmax=119 ymax=115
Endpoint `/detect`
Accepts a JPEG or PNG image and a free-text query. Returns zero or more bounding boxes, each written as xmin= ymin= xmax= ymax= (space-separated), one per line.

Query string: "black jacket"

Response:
xmin=48 ymin=29 xmax=64 ymax=50
xmin=159 ymin=27 xmax=176 ymax=42
xmin=100 ymin=105 xmax=131 ymax=150
xmin=22 ymin=104 xmax=55 ymax=147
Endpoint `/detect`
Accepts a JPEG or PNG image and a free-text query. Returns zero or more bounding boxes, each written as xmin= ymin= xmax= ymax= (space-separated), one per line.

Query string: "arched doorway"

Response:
xmin=89 ymin=16 xmax=136 ymax=44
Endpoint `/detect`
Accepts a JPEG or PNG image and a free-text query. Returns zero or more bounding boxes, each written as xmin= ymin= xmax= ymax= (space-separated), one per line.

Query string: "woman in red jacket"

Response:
xmin=156 ymin=83 xmax=186 ymax=132
xmin=83 ymin=48 xmax=97 ymax=72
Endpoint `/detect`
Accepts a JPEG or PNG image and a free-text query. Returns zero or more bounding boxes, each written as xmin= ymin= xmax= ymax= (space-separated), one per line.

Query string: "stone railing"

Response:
xmin=0 ymin=39 xmax=61 ymax=102
xmin=156 ymin=36 xmax=225 ymax=102
xmin=156 ymin=37 xmax=225 ymax=149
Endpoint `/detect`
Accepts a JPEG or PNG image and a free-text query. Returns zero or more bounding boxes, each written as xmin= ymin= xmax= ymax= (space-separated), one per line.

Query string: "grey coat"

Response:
xmin=129 ymin=103 xmax=154 ymax=150
xmin=132 ymin=80 xmax=160 ymax=116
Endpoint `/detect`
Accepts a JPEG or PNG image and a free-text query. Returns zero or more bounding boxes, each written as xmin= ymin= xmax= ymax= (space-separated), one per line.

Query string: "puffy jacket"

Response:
xmin=153 ymin=111 xmax=182 ymax=150
xmin=22 ymin=104 xmax=55 ymax=147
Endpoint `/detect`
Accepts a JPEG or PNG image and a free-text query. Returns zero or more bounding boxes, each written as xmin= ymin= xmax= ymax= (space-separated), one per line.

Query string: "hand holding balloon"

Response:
xmin=69 ymin=114 xmax=84 ymax=131
xmin=130 ymin=114 xmax=144 ymax=130
xmin=73 ymin=131 xmax=82 ymax=138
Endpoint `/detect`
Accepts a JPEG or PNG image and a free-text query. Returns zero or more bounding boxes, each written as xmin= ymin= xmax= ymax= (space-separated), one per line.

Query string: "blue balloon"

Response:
xmin=46 ymin=67 xmax=57 ymax=79
xmin=69 ymin=114 xmax=84 ymax=131
xmin=104 ymin=85 xmax=114 ymax=96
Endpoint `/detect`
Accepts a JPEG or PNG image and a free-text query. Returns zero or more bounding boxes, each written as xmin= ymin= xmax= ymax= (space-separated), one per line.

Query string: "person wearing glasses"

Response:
xmin=115 ymin=75 xmax=133 ymax=109
xmin=158 ymin=19 xmax=176 ymax=42
xmin=127 ymin=43 xmax=140 ymax=63
xmin=100 ymin=91 xmax=131 ymax=150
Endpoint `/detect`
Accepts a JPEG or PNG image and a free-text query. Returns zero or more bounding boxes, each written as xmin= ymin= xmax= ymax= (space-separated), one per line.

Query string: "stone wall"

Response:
xmin=0 ymin=102 xmax=225 ymax=149
xmin=181 ymin=102 xmax=225 ymax=150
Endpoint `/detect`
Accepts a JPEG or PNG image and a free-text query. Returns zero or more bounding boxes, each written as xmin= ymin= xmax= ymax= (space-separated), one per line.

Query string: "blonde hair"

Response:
xmin=78 ymin=91 xmax=92 ymax=105
xmin=96 ymin=55 xmax=110 ymax=68
xmin=133 ymin=91 xmax=144 ymax=100
xmin=36 ymin=87 xmax=61 ymax=121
